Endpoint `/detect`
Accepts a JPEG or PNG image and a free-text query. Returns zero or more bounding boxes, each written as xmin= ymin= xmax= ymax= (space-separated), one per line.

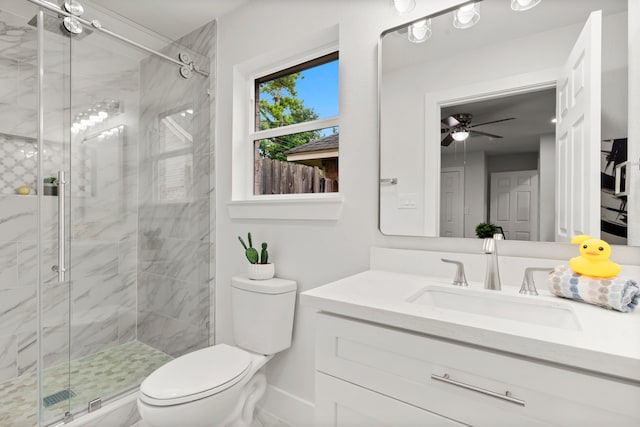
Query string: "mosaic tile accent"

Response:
xmin=0 ymin=340 xmax=172 ymax=427
xmin=0 ymin=135 xmax=95 ymax=196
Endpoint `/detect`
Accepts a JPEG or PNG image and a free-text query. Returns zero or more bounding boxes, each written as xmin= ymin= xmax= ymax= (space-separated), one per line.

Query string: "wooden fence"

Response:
xmin=255 ymin=158 xmax=338 ymax=194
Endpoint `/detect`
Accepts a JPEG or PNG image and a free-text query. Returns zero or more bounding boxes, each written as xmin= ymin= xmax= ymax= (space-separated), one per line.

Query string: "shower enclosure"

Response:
xmin=0 ymin=1 xmax=212 ymax=425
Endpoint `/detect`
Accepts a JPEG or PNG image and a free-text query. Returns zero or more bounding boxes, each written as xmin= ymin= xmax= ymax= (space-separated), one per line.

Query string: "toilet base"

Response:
xmin=225 ymin=370 xmax=267 ymax=427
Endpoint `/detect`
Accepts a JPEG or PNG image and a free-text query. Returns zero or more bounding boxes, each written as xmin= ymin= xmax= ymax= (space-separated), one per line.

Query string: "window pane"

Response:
xmin=254 ymin=126 xmax=339 ymax=194
xmin=159 ymin=108 xmax=194 ymax=152
xmin=256 ymin=53 xmax=338 ymax=131
xmin=157 ymin=154 xmax=193 ymax=201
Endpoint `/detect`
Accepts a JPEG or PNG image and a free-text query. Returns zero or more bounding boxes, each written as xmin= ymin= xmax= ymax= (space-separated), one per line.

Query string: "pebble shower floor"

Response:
xmin=0 ymin=340 xmax=172 ymax=427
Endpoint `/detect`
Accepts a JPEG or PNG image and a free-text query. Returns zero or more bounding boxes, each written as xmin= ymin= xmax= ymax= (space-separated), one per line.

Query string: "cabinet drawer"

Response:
xmin=316 ymin=372 xmax=465 ymax=427
xmin=316 ymin=313 xmax=640 ymax=427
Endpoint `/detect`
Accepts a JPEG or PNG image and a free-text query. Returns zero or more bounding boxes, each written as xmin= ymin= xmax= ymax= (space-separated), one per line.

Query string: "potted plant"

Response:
xmin=43 ymin=177 xmax=58 ymax=196
xmin=238 ymin=232 xmax=274 ymax=280
xmin=475 ymin=222 xmax=498 ymax=238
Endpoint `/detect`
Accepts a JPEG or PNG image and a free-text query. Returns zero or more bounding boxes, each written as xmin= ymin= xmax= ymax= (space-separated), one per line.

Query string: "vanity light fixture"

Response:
xmin=510 ymin=0 xmax=542 ymax=12
xmin=393 ymin=0 xmax=416 ymax=15
xmin=451 ymin=128 xmax=470 ymax=141
xmin=408 ymin=19 xmax=432 ymax=43
xmin=453 ymin=3 xmax=480 ymax=29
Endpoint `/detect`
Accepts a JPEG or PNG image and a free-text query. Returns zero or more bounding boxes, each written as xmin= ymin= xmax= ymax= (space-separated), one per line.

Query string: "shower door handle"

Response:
xmin=56 ymin=170 xmax=66 ymax=282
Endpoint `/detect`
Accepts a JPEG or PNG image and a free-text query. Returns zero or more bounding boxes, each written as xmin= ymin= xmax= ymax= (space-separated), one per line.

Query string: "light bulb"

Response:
xmin=95 ymin=103 xmax=109 ymax=119
xmin=393 ymin=0 xmax=415 ymax=15
xmin=80 ymin=114 xmax=91 ymax=126
xmin=511 ymin=0 xmax=542 ymax=11
xmin=88 ymin=108 xmax=102 ymax=123
xmin=451 ymin=130 xmax=470 ymax=141
xmin=408 ymin=19 xmax=432 ymax=43
xmin=454 ymin=3 xmax=480 ymax=29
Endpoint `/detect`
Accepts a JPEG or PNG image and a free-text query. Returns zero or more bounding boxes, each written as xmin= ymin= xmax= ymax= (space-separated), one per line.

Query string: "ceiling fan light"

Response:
xmin=453 ymin=3 xmax=480 ymax=29
xmin=393 ymin=0 xmax=415 ymax=15
xmin=408 ymin=19 xmax=432 ymax=43
xmin=511 ymin=0 xmax=541 ymax=11
xmin=451 ymin=130 xmax=470 ymax=141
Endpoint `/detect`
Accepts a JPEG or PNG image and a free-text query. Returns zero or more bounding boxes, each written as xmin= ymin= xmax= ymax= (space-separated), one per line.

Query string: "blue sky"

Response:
xmin=296 ymin=59 xmax=339 ymax=120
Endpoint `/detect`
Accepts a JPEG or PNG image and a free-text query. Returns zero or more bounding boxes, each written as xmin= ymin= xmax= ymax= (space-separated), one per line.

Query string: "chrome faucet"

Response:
xmin=482 ymin=233 xmax=503 ymax=291
xmin=441 ymin=259 xmax=468 ymax=287
xmin=519 ymin=267 xmax=551 ymax=296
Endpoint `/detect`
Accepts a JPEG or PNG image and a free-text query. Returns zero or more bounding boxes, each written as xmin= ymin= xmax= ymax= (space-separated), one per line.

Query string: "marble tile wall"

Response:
xmin=137 ymin=22 xmax=215 ymax=357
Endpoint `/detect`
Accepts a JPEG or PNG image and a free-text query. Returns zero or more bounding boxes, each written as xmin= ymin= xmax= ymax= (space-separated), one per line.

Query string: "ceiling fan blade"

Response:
xmin=441 ymin=116 xmax=460 ymax=127
xmin=470 ymin=129 xmax=503 ymax=139
xmin=468 ymin=117 xmax=516 ymax=128
xmin=441 ymin=128 xmax=450 ymax=133
xmin=441 ymin=134 xmax=455 ymax=146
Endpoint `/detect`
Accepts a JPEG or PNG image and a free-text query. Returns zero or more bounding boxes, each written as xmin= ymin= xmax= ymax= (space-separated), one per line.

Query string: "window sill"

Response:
xmin=227 ymin=194 xmax=344 ymax=221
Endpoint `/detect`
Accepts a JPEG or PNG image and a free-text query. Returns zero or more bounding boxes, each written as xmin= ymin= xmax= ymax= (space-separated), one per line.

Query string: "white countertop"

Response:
xmin=301 ymin=269 xmax=640 ymax=383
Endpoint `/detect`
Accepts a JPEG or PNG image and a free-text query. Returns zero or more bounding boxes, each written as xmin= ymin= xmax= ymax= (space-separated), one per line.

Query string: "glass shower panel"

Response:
xmin=136 ymin=42 xmax=211 ymax=361
xmin=0 ymin=3 xmax=47 ymax=427
xmin=65 ymin=23 xmax=145 ymax=414
xmin=65 ymin=21 xmax=210 ymax=414
xmin=39 ymin=7 xmax=72 ymax=426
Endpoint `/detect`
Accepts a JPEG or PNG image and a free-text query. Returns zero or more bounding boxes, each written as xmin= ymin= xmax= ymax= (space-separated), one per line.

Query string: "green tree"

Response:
xmin=257 ymin=73 xmax=321 ymax=161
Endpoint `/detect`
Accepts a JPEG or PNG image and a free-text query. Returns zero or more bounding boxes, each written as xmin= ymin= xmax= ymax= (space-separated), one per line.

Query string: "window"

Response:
xmin=252 ymin=52 xmax=339 ymax=195
xmin=154 ymin=107 xmax=194 ymax=202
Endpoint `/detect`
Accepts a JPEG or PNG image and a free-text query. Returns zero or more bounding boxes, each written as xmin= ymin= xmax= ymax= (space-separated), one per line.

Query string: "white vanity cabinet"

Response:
xmin=314 ymin=313 xmax=640 ymax=427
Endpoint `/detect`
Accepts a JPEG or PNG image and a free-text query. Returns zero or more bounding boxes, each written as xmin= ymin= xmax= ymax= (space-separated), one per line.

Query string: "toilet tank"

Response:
xmin=231 ymin=276 xmax=297 ymax=355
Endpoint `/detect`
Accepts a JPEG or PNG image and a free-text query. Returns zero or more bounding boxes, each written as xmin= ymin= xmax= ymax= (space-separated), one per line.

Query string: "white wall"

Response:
xmin=215 ymin=1 xmax=640 ymax=424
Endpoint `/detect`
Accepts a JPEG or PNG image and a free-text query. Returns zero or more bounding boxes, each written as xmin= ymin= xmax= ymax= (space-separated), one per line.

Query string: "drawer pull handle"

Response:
xmin=431 ymin=373 xmax=525 ymax=406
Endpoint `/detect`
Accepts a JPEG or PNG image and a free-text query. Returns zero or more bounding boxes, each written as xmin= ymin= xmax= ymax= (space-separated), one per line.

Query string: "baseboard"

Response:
xmin=258 ymin=384 xmax=314 ymax=427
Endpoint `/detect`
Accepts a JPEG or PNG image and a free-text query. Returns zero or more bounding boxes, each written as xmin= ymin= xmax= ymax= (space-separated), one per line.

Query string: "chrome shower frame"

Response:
xmin=24 ymin=0 xmax=208 ymax=79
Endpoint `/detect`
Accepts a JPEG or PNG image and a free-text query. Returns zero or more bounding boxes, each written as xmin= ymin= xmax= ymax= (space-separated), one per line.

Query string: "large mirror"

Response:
xmin=379 ymin=0 xmax=639 ymax=245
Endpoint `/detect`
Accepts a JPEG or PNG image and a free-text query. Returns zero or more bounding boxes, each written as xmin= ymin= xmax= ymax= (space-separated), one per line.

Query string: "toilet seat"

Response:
xmin=139 ymin=344 xmax=252 ymax=406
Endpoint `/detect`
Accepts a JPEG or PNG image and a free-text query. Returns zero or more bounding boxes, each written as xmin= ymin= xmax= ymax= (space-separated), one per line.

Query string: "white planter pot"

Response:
xmin=247 ymin=263 xmax=275 ymax=280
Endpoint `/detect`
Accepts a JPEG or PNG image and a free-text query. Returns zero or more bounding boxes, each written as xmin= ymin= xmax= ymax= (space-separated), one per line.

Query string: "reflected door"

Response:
xmin=440 ymin=168 xmax=464 ymax=237
xmin=490 ymin=171 xmax=539 ymax=241
xmin=555 ymin=10 xmax=602 ymax=241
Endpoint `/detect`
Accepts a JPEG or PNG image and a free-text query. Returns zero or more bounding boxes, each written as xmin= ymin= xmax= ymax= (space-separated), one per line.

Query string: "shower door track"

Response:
xmin=24 ymin=0 xmax=209 ymax=78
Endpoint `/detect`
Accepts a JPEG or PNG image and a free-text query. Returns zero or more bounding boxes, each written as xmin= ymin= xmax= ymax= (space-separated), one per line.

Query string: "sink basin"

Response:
xmin=408 ymin=286 xmax=581 ymax=331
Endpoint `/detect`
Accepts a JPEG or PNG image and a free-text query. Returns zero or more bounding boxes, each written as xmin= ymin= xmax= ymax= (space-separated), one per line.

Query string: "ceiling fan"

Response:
xmin=441 ymin=113 xmax=516 ymax=147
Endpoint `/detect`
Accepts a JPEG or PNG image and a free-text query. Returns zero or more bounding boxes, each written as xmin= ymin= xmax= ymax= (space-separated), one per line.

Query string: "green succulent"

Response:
xmin=238 ymin=232 xmax=269 ymax=264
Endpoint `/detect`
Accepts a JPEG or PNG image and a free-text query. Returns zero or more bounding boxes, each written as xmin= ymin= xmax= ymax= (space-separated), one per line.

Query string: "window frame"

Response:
xmin=250 ymin=51 xmax=340 ymax=196
xmin=152 ymin=105 xmax=195 ymax=204
xmin=229 ymin=35 xmax=344 ymax=221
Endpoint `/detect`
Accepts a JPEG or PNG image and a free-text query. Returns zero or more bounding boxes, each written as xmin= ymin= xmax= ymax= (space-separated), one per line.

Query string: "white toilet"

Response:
xmin=137 ymin=276 xmax=297 ymax=427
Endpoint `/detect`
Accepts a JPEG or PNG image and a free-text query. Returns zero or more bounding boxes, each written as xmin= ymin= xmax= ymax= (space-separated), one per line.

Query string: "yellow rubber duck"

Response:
xmin=569 ymin=235 xmax=620 ymax=278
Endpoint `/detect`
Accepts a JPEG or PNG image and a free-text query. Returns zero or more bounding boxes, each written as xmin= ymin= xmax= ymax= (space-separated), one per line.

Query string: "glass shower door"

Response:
xmin=2 ymin=1 xmax=210 ymax=425
xmin=39 ymin=6 xmax=72 ymax=426
xmin=65 ymin=20 xmax=144 ymax=414
xmin=0 ymin=3 xmax=70 ymax=426
xmin=64 ymin=8 xmax=210 ymax=417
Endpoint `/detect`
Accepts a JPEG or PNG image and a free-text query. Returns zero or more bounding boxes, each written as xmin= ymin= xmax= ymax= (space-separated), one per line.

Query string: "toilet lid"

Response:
xmin=139 ymin=344 xmax=252 ymax=406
